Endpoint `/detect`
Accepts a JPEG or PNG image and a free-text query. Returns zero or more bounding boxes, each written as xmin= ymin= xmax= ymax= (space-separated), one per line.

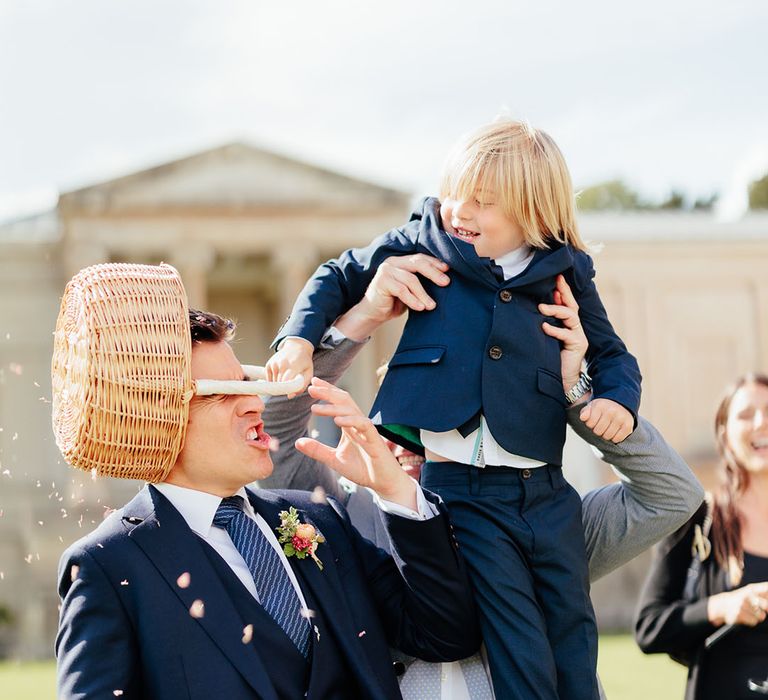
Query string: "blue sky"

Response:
xmin=1 ymin=0 xmax=767 ymax=221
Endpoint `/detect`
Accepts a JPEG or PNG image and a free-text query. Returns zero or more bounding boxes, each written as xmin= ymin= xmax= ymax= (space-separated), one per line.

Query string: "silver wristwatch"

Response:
xmin=565 ymin=371 xmax=592 ymax=405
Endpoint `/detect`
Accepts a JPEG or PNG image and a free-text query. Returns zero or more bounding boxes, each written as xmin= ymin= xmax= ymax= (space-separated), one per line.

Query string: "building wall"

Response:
xmin=1 ymin=167 xmax=767 ymax=655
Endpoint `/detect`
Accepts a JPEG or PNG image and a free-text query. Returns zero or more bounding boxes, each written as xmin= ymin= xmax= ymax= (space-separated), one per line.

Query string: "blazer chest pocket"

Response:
xmin=537 ymin=367 xmax=567 ymax=406
xmin=388 ymin=345 xmax=446 ymax=368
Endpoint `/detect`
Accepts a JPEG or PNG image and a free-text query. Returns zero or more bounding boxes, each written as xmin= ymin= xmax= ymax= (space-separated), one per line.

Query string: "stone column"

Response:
xmin=61 ymin=241 xmax=110 ymax=280
xmin=272 ymin=246 xmax=319 ymax=323
xmin=169 ymin=245 xmax=216 ymax=310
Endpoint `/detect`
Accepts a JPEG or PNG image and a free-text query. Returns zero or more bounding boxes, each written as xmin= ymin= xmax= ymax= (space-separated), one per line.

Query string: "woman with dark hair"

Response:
xmin=636 ymin=374 xmax=768 ymax=699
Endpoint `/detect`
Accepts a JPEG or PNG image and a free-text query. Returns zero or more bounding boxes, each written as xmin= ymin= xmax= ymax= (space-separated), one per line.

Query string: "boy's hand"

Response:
xmin=265 ymin=337 xmax=314 ymax=398
xmin=579 ymin=398 xmax=633 ymax=443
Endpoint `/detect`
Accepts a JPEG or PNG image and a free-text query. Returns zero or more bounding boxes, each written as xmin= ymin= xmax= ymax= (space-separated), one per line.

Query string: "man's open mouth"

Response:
xmin=246 ymin=423 xmax=271 ymax=449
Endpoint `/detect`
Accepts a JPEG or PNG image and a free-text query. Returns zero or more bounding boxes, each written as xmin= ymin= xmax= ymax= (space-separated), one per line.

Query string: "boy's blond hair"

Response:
xmin=440 ymin=120 xmax=587 ymax=252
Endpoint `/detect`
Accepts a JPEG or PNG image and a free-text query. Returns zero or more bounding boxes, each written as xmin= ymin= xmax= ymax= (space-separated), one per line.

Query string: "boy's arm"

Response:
xmin=572 ymin=406 xmax=705 ymax=583
xmin=261 ymin=254 xmax=451 ymax=496
xmin=566 ymin=253 xmax=642 ymax=420
xmin=271 ymin=226 xmax=419 ymax=350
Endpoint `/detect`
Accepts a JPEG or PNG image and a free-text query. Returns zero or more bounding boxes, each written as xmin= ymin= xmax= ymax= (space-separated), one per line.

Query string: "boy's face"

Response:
xmin=440 ymin=194 xmax=526 ymax=260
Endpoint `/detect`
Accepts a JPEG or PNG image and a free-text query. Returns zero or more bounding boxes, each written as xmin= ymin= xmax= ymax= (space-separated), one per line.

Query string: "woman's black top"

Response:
xmin=635 ymin=502 xmax=768 ymax=700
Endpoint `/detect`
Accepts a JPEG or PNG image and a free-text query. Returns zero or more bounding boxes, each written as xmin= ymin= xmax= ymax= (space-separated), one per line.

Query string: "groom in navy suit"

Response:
xmin=55 ymin=310 xmax=480 ymax=700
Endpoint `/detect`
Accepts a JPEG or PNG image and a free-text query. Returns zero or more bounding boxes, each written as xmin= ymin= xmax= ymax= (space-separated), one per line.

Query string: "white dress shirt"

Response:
xmin=154 ymin=482 xmax=437 ymax=606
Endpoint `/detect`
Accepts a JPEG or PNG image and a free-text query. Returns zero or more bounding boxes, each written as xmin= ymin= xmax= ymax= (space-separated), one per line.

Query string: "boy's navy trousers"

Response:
xmin=421 ymin=461 xmax=599 ymax=700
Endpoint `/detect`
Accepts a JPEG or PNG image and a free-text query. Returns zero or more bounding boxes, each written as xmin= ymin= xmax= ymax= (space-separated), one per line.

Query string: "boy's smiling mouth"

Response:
xmin=452 ymin=226 xmax=480 ymax=243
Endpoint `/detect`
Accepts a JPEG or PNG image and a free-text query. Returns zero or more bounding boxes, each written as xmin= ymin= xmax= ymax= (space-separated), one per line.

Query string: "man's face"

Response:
xmin=165 ymin=341 xmax=274 ymax=496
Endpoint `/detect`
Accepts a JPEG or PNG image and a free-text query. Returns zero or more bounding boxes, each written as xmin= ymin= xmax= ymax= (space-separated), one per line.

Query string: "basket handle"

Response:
xmin=194 ymin=365 xmax=304 ymax=397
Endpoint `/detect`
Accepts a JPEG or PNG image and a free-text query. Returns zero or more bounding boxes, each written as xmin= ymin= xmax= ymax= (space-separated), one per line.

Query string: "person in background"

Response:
xmin=636 ymin=374 xmax=768 ymax=700
xmin=262 ymin=254 xmax=703 ymax=699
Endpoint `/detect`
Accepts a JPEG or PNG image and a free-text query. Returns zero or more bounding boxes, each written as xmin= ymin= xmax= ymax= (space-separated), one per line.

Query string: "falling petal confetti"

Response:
xmin=358 ymin=630 xmax=366 ymax=637
xmin=300 ymin=607 xmax=316 ymax=619
xmin=91 ymin=468 xmax=98 ymax=481
xmin=120 ymin=580 xmax=129 ymax=586
xmin=189 ymin=600 xmax=205 ymax=618
xmin=314 ymin=625 xmax=320 ymax=641
xmin=0 ymin=572 xmax=4 ymax=581
xmin=310 ymin=428 xmax=320 ymax=439
xmin=8 ymin=363 xmax=22 ymax=376
xmin=176 ymin=572 xmax=191 ymax=589
xmin=11 ymin=433 xmax=17 ymax=441
xmin=37 ymin=521 xmax=43 ymax=526
xmin=24 ymin=554 xmax=32 ymax=564
xmin=268 ymin=437 xmax=281 ymax=452
xmin=310 ymin=486 xmax=327 ymax=504
xmin=113 ymin=691 xmax=124 ymax=697
xmin=241 ymin=624 xmax=253 ymax=644
xmin=70 ymin=565 xmax=79 ymax=582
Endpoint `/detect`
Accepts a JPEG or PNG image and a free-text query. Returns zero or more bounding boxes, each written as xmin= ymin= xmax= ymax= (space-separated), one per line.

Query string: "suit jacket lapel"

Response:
xmin=250 ymin=490 xmax=390 ymax=700
xmin=127 ymin=486 xmax=279 ymax=700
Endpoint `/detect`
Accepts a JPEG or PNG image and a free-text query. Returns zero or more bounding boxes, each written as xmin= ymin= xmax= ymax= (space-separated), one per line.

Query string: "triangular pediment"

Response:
xmin=58 ymin=142 xmax=408 ymax=213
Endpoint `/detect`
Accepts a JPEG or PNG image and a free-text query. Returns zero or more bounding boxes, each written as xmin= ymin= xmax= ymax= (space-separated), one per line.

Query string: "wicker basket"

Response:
xmin=52 ymin=263 xmax=301 ymax=482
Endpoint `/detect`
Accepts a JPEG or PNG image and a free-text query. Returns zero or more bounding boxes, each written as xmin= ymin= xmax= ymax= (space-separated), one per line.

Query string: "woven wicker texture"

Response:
xmin=52 ymin=263 xmax=192 ymax=483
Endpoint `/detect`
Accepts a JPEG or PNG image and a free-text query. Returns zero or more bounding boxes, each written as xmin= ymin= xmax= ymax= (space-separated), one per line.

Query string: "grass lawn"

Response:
xmin=0 ymin=635 xmax=687 ymax=699
xmin=598 ymin=634 xmax=688 ymax=699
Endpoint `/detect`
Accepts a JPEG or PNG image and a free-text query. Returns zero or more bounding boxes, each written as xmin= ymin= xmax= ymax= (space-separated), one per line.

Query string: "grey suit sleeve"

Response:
xmin=258 ymin=337 xmax=366 ymax=500
xmin=570 ymin=406 xmax=705 ymax=582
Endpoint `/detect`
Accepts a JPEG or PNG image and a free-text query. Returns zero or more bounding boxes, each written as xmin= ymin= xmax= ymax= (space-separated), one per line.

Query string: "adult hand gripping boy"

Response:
xmin=539 ymin=273 xmax=635 ymax=443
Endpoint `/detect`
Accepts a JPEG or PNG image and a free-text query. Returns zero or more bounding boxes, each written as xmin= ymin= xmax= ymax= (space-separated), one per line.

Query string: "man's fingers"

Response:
xmin=555 ymin=274 xmax=579 ymax=311
xmin=294 ymin=437 xmax=338 ymax=466
xmin=541 ymin=322 xmax=570 ymax=341
xmin=385 ymin=254 xmax=450 ymax=286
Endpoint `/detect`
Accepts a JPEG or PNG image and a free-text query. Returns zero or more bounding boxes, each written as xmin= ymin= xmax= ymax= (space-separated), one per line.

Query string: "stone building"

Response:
xmin=0 ymin=143 xmax=766 ymax=656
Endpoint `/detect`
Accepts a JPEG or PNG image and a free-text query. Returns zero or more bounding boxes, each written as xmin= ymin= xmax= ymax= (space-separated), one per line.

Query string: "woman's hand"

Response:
xmin=707 ymin=581 xmax=768 ymax=627
xmin=294 ymin=378 xmax=417 ymax=510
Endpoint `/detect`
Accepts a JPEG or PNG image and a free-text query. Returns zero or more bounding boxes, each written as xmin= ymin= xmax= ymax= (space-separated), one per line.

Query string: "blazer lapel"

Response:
xmin=250 ymin=490 xmax=390 ymax=700
xmin=127 ymin=486 xmax=279 ymax=700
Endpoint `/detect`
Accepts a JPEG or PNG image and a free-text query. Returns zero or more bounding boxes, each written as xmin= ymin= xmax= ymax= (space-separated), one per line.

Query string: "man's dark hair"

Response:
xmin=189 ymin=309 xmax=236 ymax=344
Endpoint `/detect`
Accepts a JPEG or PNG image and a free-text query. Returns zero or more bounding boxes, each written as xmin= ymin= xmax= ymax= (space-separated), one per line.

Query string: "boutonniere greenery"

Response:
xmin=276 ymin=507 xmax=325 ymax=570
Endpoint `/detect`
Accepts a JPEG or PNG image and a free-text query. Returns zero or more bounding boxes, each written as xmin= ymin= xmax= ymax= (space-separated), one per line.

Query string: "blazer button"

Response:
xmin=499 ymin=289 xmax=513 ymax=303
xmin=488 ymin=345 xmax=503 ymax=360
xmin=393 ymin=661 xmax=406 ymax=676
xmin=521 ymin=469 xmax=532 ymax=479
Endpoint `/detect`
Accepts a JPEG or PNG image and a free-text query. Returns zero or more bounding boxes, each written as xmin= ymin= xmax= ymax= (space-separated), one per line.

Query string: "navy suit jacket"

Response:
xmin=56 ymin=485 xmax=480 ymax=700
xmin=274 ymin=197 xmax=641 ymax=465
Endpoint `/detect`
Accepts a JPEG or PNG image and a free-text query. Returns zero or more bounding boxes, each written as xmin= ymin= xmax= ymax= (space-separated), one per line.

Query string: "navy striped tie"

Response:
xmin=213 ymin=496 xmax=310 ymax=658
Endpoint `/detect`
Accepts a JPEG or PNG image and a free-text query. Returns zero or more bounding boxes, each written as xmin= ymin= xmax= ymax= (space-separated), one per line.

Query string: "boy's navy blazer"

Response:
xmin=276 ymin=197 xmax=642 ymax=466
xmin=56 ymin=485 xmax=479 ymax=699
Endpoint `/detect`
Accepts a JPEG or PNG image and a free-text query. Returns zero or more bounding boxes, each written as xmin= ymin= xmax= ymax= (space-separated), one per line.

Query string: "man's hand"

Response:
xmin=579 ymin=398 xmax=634 ymax=443
xmin=294 ymin=378 xmax=417 ymax=511
xmin=539 ymin=274 xmax=588 ymax=393
xmin=334 ymin=254 xmax=450 ymax=341
xmin=265 ymin=337 xmax=314 ymax=398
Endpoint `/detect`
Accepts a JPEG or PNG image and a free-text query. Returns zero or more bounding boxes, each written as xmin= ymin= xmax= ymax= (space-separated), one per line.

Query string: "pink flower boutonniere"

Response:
xmin=276 ymin=507 xmax=325 ymax=570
